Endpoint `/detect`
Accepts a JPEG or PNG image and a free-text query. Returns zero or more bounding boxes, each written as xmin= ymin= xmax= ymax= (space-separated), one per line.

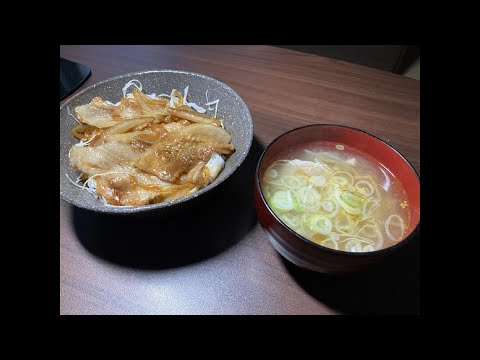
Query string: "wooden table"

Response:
xmin=60 ymin=45 xmax=420 ymax=315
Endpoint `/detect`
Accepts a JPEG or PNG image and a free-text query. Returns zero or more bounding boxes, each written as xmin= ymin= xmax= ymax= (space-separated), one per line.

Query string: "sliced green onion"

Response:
xmin=374 ymin=226 xmax=384 ymax=250
xmin=308 ymin=215 xmax=332 ymax=235
xmin=355 ymin=175 xmax=382 ymax=201
xmin=269 ymin=190 xmax=295 ymax=212
xmin=355 ymin=180 xmax=375 ymax=197
xmin=291 ymin=192 xmax=302 ymax=213
xmin=338 ymin=234 xmax=375 ymax=245
xmin=363 ymin=198 xmax=380 ymax=217
xmin=344 ymin=238 xmax=363 ymax=252
xmin=332 ymin=171 xmax=354 ymax=186
xmin=332 ymin=176 xmax=349 ymax=187
xmin=363 ymin=245 xmax=375 ymax=252
xmin=334 ymin=212 xmax=355 ymax=233
xmin=281 ymin=175 xmax=309 ymax=189
xmin=335 ymin=191 xmax=365 ymax=215
xmin=280 ymin=212 xmax=300 ymax=229
xmin=299 ymin=213 xmax=315 ymax=237
xmin=321 ymin=238 xmax=339 ymax=250
xmin=329 ymin=232 xmax=340 ymax=241
xmin=294 ymin=186 xmax=321 ymax=211
xmin=310 ymin=175 xmax=327 ymax=187
xmin=323 ymin=200 xmax=340 ymax=219
xmin=385 ymin=214 xmax=405 ymax=242
xmin=321 ymin=183 xmax=338 ymax=199
xmin=321 ymin=200 xmax=335 ymax=213
xmin=265 ymin=168 xmax=278 ymax=179
xmin=357 ymin=223 xmax=378 ymax=238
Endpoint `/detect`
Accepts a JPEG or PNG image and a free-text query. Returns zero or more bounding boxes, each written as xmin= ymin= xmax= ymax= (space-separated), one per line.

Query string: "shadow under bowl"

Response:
xmin=60 ymin=70 xmax=253 ymax=215
xmin=254 ymin=124 xmax=420 ymax=274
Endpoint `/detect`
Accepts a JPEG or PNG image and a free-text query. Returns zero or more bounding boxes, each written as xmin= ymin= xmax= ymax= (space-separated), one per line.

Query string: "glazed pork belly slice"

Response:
xmin=135 ymin=133 xmax=234 ymax=183
xmin=74 ymin=95 xmax=165 ymax=128
xmin=94 ymin=165 xmax=194 ymax=206
xmin=74 ymin=97 xmax=122 ymax=128
xmin=69 ymin=142 xmax=143 ymax=176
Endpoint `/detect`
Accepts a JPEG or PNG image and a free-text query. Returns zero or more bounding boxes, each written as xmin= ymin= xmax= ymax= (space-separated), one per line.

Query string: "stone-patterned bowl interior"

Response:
xmin=60 ymin=70 xmax=253 ymax=214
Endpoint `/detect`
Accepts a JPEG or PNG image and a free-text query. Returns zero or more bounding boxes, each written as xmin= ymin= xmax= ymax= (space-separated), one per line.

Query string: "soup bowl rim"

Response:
xmin=255 ymin=123 xmax=420 ymax=257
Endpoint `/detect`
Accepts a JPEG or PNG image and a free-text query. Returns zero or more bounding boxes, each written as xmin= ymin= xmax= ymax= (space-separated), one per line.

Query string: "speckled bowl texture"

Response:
xmin=60 ymin=70 xmax=253 ymax=214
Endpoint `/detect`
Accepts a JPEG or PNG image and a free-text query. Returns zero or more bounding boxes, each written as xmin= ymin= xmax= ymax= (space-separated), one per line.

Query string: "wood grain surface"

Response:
xmin=60 ymin=45 xmax=420 ymax=315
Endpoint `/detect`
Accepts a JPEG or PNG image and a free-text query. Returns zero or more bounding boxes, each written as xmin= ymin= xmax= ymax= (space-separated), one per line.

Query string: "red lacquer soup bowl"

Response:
xmin=254 ymin=124 xmax=420 ymax=274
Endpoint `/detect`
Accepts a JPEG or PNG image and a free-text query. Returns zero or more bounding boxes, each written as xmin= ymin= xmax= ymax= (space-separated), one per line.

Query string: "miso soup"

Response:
xmin=261 ymin=142 xmax=410 ymax=252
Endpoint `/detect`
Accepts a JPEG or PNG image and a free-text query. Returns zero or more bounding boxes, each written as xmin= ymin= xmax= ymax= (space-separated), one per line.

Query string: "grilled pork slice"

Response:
xmin=70 ymin=142 xmax=143 ymax=176
xmin=74 ymin=95 xmax=163 ymax=128
xmin=93 ymin=122 xmax=168 ymax=148
xmin=135 ymin=133 xmax=234 ymax=182
xmin=94 ymin=165 xmax=194 ymax=206
xmin=171 ymin=123 xmax=232 ymax=144
xmin=74 ymin=97 xmax=121 ymax=128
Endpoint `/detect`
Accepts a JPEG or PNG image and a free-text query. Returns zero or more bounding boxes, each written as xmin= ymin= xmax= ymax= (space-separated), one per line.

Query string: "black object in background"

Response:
xmin=60 ymin=57 xmax=91 ymax=100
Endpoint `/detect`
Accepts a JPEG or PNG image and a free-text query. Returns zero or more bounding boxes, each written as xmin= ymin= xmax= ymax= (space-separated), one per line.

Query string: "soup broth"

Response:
xmin=261 ymin=141 xmax=410 ymax=252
